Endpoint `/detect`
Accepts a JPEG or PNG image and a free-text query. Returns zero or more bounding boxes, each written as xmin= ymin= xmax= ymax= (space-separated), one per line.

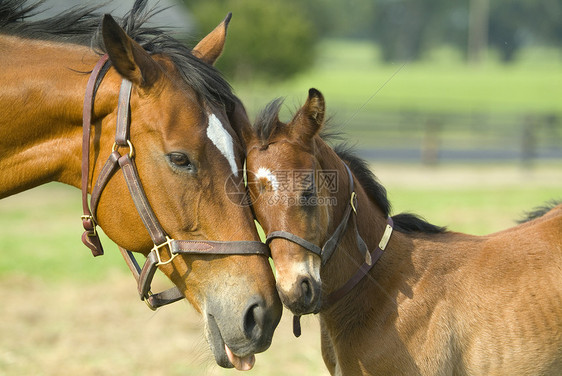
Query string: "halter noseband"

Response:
xmin=81 ymin=55 xmax=269 ymax=310
xmin=263 ymin=161 xmax=394 ymax=336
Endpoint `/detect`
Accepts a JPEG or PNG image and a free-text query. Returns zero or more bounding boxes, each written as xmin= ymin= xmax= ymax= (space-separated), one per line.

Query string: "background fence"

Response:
xmin=321 ymin=107 xmax=562 ymax=166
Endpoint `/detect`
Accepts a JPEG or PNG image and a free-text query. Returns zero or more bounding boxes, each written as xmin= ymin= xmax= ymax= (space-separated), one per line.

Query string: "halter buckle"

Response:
xmin=378 ymin=222 xmax=393 ymax=251
xmin=80 ymin=215 xmax=98 ymax=237
xmin=350 ymin=192 xmax=358 ymax=214
xmin=143 ymin=291 xmax=157 ymax=311
xmin=152 ymin=236 xmax=177 ymax=266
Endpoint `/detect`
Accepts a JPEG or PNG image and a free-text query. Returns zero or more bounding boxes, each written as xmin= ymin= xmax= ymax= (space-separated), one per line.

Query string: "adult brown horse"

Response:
xmin=0 ymin=0 xmax=282 ymax=370
xmin=243 ymin=88 xmax=562 ymax=375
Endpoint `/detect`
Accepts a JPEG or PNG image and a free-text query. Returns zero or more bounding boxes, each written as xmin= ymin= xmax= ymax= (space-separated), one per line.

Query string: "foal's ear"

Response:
xmin=291 ymin=88 xmax=325 ymax=143
xmin=102 ymin=14 xmax=160 ymax=88
xmin=192 ymin=13 xmax=232 ymax=65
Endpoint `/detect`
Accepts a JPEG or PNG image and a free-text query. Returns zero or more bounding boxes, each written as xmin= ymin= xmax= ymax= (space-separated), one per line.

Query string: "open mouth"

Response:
xmin=206 ymin=314 xmax=256 ymax=371
xmin=224 ymin=343 xmax=255 ymax=371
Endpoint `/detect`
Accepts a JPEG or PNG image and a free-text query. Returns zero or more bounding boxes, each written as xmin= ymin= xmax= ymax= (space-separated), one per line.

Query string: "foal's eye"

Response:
xmin=167 ymin=152 xmax=193 ymax=170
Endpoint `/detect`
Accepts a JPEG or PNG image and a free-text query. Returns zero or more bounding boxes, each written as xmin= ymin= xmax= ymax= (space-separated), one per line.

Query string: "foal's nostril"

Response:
xmin=300 ymin=277 xmax=316 ymax=307
xmin=243 ymin=303 xmax=265 ymax=341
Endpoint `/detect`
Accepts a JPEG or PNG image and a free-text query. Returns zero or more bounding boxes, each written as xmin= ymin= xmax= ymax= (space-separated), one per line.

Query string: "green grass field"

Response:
xmin=234 ymin=40 xmax=562 ymax=117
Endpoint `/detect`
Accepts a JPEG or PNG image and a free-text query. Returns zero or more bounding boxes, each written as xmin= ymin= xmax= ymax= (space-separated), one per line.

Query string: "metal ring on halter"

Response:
xmin=143 ymin=291 xmax=157 ymax=311
xmin=112 ymin=139 xmax=135 ymax=158
xmin=152 ymin=236 xmax=177 ymax=266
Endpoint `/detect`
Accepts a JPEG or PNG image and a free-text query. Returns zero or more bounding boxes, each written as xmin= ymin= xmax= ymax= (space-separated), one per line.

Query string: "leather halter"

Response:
xmin=81 ymin=55 xmax=270 ymax=310
xmin=264 ymin=162 xmax=394 ymax=336
xmin=266 ymin=164 xmax=370 ymax=266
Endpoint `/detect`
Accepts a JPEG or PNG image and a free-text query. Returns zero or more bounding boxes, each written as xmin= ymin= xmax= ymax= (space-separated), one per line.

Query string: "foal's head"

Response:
xmin=244 ymin=89 xmax=339 ymax=315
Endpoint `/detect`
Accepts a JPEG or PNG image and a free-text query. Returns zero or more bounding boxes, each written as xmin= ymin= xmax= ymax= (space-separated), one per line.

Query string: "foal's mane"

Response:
xmin=0 ymin=0 xmax=236 ymax=109
xmin=253 ymin=99 xmax=447 ymax=235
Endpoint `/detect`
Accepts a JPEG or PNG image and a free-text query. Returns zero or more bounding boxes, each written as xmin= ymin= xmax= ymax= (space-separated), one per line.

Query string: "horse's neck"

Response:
xmin=0 ymin=36 xmax=116 ymax=198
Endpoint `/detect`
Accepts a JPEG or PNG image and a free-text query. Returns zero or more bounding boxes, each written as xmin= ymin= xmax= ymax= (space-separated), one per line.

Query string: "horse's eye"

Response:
xmin=167 ymin=152 xmax=193 ymax=169
xmin=301 ymin=184 xmax=316 ymax=201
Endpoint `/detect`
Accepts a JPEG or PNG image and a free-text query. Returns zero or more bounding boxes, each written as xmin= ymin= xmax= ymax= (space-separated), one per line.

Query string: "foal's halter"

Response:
xmin=81 ymin=55 xmax=269 ymax=310
xmin=264 ymin=162 xmax=394 ymax=336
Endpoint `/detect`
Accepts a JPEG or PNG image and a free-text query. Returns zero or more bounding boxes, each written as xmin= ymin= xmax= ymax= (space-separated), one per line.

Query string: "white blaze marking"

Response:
xmin=256 ymin=167 xmax=279 ymax=191
xmin=206 ymin=113 xmax=238 ymax=177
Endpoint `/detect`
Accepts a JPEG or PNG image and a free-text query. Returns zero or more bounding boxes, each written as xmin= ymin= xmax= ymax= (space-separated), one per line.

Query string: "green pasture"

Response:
xmin=235 ymin=40 xmax=562 ymax=117
xmin=233 ymin=40 xmax=562 ymax=163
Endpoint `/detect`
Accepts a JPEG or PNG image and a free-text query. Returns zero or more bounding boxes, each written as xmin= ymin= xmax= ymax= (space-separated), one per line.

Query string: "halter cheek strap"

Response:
xmin=81 ymin=54 xmax=110 ymax=256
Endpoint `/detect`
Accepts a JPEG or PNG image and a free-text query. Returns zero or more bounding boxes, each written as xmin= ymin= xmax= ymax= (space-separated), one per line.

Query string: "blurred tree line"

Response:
xmin=184 ymin=0 xmax=562 ymax=80
xmin=184 ymin=0 xmax=317 ymax=81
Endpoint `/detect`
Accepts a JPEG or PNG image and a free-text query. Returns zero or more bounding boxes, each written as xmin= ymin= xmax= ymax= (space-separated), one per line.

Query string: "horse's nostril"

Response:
xmin=243 ymin=303 xmax=264 ymax=341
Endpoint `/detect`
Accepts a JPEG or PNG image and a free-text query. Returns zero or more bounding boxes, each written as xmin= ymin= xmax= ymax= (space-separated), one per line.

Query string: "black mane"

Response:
xmin=334 ymin=145 xmax=446 ymax=234
xmin=253 ymin=97 xmax=285 ymax=144
xmin=0 ymin=0 xmax=236 ymax=109
xmin=253 ymin=99 xmax=447 ymax=235
xmin=518 ymin=200 xmax=561 ymax=224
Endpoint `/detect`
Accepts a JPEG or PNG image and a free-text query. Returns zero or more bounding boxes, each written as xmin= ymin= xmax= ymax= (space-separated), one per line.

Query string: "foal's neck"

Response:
xmin=316 ymin=141 xmax=397 ymax=328
xmin=0 ymin=36 xmax=118 ymax=198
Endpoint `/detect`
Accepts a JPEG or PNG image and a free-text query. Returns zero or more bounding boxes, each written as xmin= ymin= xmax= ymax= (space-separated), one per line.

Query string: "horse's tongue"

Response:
xmin=225 ymin=344 xmax=255 ymax=371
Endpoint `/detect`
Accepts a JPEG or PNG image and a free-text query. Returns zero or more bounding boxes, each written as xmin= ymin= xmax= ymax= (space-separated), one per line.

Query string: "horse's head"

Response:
xmin=244 ymin=89 xmax=336 ymax=316
xmin=90 ymin=14 xmax=281 ymax=370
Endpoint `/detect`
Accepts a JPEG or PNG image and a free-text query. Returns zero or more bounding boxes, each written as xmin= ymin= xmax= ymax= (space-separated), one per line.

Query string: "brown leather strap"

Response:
xmin=115 ymin=79 xmax=132 ymax=146
xmin=81 ymin=54 xmax=110 ymax=257
xmin=266 ymin=231 xmax=322 ymax=257
xmin=146 ymin=287 xmax=184 ymax=308
xmin=118 ymin=154 xmax=168 ymax=246
xmin=325 ymin=216 xmax=394 ymax=308
xmin=293 ymin=315 xmax=302 ymax=338
xmin=139 ymin=250 xmax=160 ymax=298
xmin=172 ymin=240 xmax=270 ymax=256
xmin=118 ymin=246 xmax=142 ymax=280
xmin=90 ymin=151 xmax=121 ymax=218
xmin=119 ymin=246 xmax=184 ymax=310
xmin=134 ymin=239 xmax=269 ymax=308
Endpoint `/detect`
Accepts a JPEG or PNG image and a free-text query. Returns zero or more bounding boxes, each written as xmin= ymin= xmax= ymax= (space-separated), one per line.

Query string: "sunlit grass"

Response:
xmin=234 ymin=40 xmax=562 ymax=118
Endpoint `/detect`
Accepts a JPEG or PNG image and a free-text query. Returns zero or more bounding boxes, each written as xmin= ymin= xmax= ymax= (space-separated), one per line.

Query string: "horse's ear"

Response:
xmin=102 ymin=14 xmax=160 ymax=87
xmin=192 ymin=13 xmax=232 ymax=65
xmin=291 ymin=88 xmax=325 ymax=143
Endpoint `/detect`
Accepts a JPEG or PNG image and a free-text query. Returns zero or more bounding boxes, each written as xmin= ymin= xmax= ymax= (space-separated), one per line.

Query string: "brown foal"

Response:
xmin=243 ymin=88 xmax=562 ymax=375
